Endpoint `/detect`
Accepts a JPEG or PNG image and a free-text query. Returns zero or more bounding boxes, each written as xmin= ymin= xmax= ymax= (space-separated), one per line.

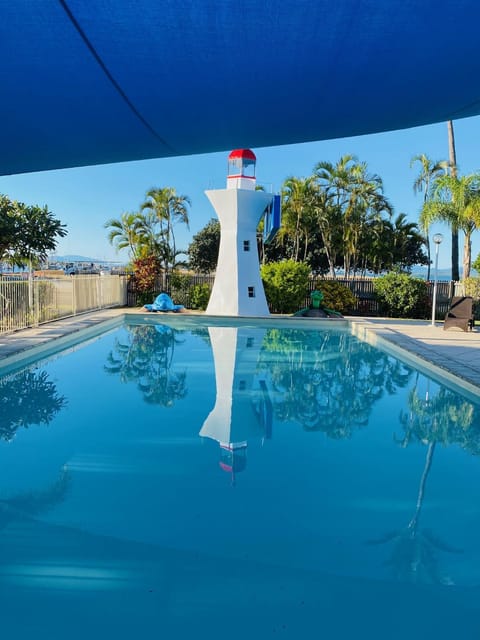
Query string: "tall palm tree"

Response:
xmin=410 ymin=154 xmax=446 ymax=280
xmin=421 ymin=173 xmax=480 ymax=278
xmin=314 ymin=156 xmax=392 ymax=277
xmin=280 ymin=176 xmax=317 ymax=262
xmin=311 ymin=186 xmax=342 ymax=277
xmin=140 ymin=187 xmax=191 ymax=276
xmin=447 ymin=120 xmax=460 ymax=281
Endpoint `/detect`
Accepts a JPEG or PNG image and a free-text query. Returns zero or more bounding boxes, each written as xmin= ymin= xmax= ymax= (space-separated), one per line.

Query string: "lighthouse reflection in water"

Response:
xmin=199 ymin=326 xmax=272 ymax=483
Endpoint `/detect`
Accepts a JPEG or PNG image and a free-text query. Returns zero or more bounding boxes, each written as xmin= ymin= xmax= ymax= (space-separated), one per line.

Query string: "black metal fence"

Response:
xmin=306 ymin=278 xmax=456 ymax=317
xmin=128 ymin=272 xmax=462 ymax=318
xmin=127 ymin=273 xmax=215 ymax=308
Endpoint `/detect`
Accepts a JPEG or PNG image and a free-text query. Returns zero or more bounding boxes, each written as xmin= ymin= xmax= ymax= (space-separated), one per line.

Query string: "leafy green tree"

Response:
xmin=410 ymin=154 xmax=446 ymax=280
xmin=11 ymin=203 xmax=67 ymax=267
xmin=0 ymin=197 xmax=67 ymax=268
xmin=187 ymin=218 xmax=220 ymax=273
xmin=421 ymin=173 xmax=480 ymax=278
xmin=472 ymin=254 xmax=480 ymax=273
xmin=0 ymin=195 xmax=20 ymax=260
xmin=262 ymin=230 xmax=295 ymax=265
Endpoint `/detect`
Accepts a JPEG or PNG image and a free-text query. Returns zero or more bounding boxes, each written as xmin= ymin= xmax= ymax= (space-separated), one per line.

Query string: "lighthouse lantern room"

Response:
xmin=227 ymin=149 xmax=257 ymax=190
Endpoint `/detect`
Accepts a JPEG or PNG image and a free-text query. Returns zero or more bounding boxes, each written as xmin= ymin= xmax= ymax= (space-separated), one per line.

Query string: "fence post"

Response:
xmin=72 ymin=277 xmax=76 ymax=315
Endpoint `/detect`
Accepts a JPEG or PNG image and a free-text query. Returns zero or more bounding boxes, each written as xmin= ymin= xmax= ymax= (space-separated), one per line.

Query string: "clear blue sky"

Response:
xmin=1 ymin=116 xmax=480 ymax=270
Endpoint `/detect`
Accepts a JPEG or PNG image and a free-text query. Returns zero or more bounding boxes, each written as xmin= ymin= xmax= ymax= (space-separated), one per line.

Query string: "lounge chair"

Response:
xmin=143 ymin=293 xmax=184 ymax=313
xmin=443 ymin=296 xmax=474 ymax=332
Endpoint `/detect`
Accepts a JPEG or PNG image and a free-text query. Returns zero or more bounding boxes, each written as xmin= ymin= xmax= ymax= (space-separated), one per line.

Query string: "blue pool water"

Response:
xmin=1 ymin=316 xmax=480 ymax=639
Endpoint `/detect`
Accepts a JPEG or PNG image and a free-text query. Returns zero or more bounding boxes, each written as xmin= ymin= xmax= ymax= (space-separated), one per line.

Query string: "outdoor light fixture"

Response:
xmin=431 ymin=233 xmax=444 ymax=326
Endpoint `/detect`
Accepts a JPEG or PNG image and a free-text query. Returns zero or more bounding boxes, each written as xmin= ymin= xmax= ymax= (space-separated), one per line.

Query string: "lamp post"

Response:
xmin=431 ymin=233 xmax=443 ymax=326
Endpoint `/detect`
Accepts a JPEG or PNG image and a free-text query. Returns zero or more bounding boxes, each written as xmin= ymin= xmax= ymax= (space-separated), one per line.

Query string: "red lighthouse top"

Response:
xmin=228 ymin=149 xmax=256 ymax=161
xmin=227 ymin=149 xmax=256 ymax=189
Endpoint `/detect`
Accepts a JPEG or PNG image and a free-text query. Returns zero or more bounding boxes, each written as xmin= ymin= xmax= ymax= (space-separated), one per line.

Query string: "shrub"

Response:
xmin=189 ymin=283 xmax=211 ymax=310
xmin=374 ymin=272 xmax=429 ymax=318
xmin=463 ymin=277 xmax=480 ymax=319
xmin=133 ymin=255 xmax=161 ymax=306
xmin=261 ymin=260 xmax=310 ymax=314
xmin=463 ymin=277 xmax=480 ymax=302
xmin=169 ymin=271 xmax=192 ymax=306
xmin=315 ymin=281 xmax=356 ymax=314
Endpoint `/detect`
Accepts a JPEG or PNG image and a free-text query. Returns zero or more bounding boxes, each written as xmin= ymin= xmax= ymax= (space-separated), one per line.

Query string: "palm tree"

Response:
xmin=280 ymin=176 xmax=317 ymax=262
xmin=104 ymin=211 xmax=144 ymax=259
xmin=140 ymin=187 xmax=191 ymax=276
xmin=410 ymin=154 xmax=446 ymax=280
xmin=314 ymin=156 xmax=392 ymax=277
xmin=447 ymin=120 xmax=460 ymax=281
xmin=389 ymin=212 xmax=428 ymax=272
xmin=421 ymin=173 xmax=480 ymax=278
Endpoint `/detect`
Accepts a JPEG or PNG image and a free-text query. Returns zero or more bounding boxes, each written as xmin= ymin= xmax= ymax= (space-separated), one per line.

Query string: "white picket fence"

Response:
xmin=0 ymin=274 xmax=128 ymax=335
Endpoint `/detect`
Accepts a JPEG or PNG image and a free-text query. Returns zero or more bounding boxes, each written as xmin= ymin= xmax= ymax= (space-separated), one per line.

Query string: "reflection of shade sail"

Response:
xmin=2 ymin=1 xmax=480 ymax=175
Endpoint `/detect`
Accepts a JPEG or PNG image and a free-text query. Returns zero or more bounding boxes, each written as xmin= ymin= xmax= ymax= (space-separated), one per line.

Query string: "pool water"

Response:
xmin=1 ymin=316 xmax=480 ymax=639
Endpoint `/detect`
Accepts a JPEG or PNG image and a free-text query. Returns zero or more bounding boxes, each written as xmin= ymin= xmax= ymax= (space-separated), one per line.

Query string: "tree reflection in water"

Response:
xmin=0 ymin=466 xmax=70 ymax=531
xmin=258 ymin=328 xmax=412 ymax=438
xmin=369 ymin=381 xmax=480 ymax=584
xmin=0 ymin=368 xmax=67 ymax=442
xmin=104 ymin=324 xmax=187 ymax=407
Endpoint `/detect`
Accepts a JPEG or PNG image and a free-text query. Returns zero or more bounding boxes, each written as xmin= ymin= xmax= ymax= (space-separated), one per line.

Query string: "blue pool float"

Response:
xmin=144 ymin=293 xmax=184 ymax=313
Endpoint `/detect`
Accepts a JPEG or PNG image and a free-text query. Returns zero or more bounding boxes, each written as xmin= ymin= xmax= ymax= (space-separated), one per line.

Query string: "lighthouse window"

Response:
xmin=248 ymin=286 xmax=255 ymax=298
xmin=243 ymin=240 xmax=250 ymax=251
xmin=238 ymin=380 xmax=246 ymax=390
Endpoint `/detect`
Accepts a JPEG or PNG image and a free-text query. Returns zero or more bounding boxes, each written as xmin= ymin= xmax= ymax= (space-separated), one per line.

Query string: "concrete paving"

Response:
xmin=350 ymin=317 xmax=480 ymax=395
xmin=1 ymin=309 xmax=480 ymax=395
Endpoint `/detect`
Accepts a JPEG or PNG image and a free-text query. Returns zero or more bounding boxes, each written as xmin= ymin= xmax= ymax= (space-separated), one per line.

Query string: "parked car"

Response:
xmin=64 ymin=265 xmax=99 ymax=275
xmin=64 ymin=266 xmax=78 ymax=275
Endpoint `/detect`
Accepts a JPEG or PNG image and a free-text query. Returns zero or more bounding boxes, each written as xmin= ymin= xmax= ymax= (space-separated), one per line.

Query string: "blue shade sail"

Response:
xmin=1 ymin=1 xmax=480 ymax=175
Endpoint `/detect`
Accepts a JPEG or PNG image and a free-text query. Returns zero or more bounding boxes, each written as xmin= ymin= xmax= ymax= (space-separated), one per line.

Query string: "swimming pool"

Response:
xmin=1 ymin=315 xmax=480 ymax=639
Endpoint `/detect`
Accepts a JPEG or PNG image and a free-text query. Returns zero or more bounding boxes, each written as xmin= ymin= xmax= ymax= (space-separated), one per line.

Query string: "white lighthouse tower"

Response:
xmin=205 ymin=149 xmax=273 ymax=316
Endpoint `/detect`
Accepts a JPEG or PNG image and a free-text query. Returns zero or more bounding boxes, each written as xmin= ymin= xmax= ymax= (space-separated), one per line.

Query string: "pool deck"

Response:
xmin=1 ymin=308 xmax=480 ymax=394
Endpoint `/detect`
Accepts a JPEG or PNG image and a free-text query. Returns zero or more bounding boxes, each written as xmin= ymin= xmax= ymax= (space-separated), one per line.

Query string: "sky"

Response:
xmin=1 ymin=115 xmax=480 ymax=270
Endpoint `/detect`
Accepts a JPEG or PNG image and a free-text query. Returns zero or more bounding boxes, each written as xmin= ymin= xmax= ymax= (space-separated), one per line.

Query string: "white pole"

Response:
xmin=431 ymin=233 xmax=443 ymax=326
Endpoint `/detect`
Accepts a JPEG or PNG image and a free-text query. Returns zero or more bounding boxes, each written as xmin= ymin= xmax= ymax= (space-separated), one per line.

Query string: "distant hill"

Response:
xmin=50 ymin=254 xmax=124 ymax=264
